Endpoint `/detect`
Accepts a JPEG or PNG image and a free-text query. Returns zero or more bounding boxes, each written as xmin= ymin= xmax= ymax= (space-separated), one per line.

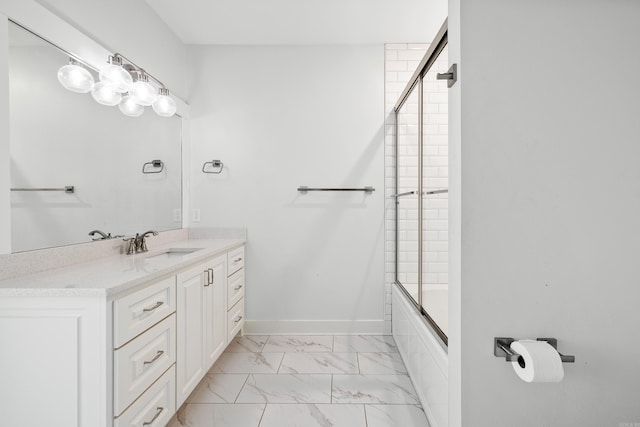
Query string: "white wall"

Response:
xmin=189 ymin=45 xmax=386 ymax=334
xmin=451 ymin=0 xmax=640 ymax=425
xmin=33 ymin=0 xmax=188 ymax=99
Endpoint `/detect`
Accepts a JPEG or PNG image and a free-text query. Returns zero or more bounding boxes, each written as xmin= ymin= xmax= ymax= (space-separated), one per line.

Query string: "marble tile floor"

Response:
xmin=168 ymin=335 xmax=429 ymax=427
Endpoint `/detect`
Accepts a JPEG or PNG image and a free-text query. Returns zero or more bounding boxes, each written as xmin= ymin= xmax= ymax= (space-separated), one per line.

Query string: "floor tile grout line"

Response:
xmin=234 ymin=373 xmax=252 ymax=403
xmin=256 ymin=403 xmax=268 ymax=427
xmin=330 ymin=374 xmax=333 ymax=404
xmin=364 ymin=404 xmax=369 ymax=427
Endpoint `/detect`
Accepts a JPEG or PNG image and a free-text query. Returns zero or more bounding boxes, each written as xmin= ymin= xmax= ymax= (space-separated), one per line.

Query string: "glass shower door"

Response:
xmin=395 ymin=86 xmax=420 ymax=301
xmin=393 ymin=36 xmax=449 ymax=345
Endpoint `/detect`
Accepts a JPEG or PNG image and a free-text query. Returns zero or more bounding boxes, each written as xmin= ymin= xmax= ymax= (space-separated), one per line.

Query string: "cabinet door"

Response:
xmin=176 ymin=263 xmax=207 ymax=406
xmin=204 ymin=255 xmax=227 ymax=367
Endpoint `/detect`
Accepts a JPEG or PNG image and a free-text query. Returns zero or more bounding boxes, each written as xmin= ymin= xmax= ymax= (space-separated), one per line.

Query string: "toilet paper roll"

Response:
xmin=510 ymin=339 xmax=564 ymax=383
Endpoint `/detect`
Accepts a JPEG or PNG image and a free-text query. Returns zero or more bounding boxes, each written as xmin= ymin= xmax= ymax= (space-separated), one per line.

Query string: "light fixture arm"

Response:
xmin=113 ymin=52 xmax=168 ymax=91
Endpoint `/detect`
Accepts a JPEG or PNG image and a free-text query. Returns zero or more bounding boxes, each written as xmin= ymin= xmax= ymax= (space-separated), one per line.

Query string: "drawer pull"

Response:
xmin=204 ymin=269 xmax=213 ymax=286
xmin=233 ymin=284 xmax=243 ymax=291
xmin=142 ymin=407 xmax=164 ymax=426
xmin=234 ymin=257 xmax=243 ymax=262
xmin=143 ymin=350 xmax=164 ymax=365
xmin=142 ymin=301 xmax=163 ymax=312
xmin=234 ymin=315 xmax=243 ymax=323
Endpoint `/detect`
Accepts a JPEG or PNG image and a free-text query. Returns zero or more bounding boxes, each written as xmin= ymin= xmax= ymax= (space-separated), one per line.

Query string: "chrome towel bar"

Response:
xmin=11 ymin=186 xmax=75 ymax=194
xmin=298 ymin=186 xmax=375 ymax=193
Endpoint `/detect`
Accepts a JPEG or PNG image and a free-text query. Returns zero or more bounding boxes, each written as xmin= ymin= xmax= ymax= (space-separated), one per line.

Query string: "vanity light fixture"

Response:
xmin=91 ymin=81 xmax=122 ymax=106
xmin=152 ymin=88 xmax=177 ymax=117
xmin=129 ymin=72 xmax=157 ymax=106
xmin=118 ymin=94 xmax=144 ymax=117
xmin=99 ymin=55 xmax=133 ymax=93
xmin=57 ymin=58 xmax=95 ymax=93
xmin=58 ymin=52 xmax=177 ymax=117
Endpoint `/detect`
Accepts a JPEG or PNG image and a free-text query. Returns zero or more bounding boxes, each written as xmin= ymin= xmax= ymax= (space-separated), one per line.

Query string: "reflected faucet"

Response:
xmin=88 ymin=230 xmax=111 ymax=241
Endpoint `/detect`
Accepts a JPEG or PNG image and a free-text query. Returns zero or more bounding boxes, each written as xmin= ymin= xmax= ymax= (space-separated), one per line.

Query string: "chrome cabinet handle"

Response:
xmin=234 ymin=257 xmax=243 ymax=262
xmin=143 ymin=301 xmax=163 ymax=312
xmin=143 ymin=350 xmax=164 ymax=365
xmin=142 ymin=407 xmax=164 ymax=426
xmin=204 ymin=269 xmax=212 ymax=286
xmin=234 ymin=315 xmax=243 ymax=323
xmin=210 ymin=268 xmax=215 ymax=284
xmin=233 ymin=284 xmax=243 ymax=291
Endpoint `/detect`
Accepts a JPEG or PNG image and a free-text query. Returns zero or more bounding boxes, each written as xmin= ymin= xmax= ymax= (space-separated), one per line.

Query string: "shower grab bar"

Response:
xmin=11 ymin=186 xmax=75 ymax=194
xmin=298 ymin=186 xmax=375 ymax=193
xmin=389 ymin=189 xmax=448 ymax=198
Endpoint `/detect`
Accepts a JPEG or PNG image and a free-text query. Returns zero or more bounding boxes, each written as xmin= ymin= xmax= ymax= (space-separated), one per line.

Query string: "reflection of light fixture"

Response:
xmin=57 ymin=58 xmax=94 ymax=93
xmin=99 ymin=55 xmax=132 ymax=93
xmin=129 ymin=73 xmax=157 ymax=106
xmin=91 ymin=81 xmax=122 ymax=106
xmin=119 ymin=94 xmax=144 ymax=117
xmin=59 ymin=52 xmax=177 ymax=118
xmin=152 ymin=88 xmax=177 ymax=117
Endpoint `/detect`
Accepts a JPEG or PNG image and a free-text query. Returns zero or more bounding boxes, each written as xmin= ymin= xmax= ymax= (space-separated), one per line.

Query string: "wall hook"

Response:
xmin=202 ymin=160 xmax=224 ymax=174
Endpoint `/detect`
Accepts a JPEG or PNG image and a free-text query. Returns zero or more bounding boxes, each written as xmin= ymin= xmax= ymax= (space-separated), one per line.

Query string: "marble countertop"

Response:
xmin=0 ymin=238 xmax=246 ymax=297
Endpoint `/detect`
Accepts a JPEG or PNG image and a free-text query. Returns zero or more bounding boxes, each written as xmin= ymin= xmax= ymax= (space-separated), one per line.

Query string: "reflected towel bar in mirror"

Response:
xmin=298 ymin=186 xmax=375 ymax=193
xmin=11 ymin=186 xmax=75 ymax=194
xmin=142 ymin=160 xmax=164 ymax=174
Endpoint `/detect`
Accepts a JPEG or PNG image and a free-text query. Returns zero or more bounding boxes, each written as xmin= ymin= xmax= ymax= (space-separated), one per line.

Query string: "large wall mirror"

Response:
xmin=7 ymin=21 xmax=182 ymax=253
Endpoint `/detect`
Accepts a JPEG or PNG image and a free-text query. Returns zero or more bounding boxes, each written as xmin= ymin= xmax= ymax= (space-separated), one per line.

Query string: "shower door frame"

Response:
xmin=394 ymin=19 xmax=449 ymax=347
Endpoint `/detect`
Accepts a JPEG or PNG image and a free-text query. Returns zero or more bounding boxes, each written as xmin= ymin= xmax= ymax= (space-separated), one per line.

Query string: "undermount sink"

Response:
xmin=145 ymin=247 xmax=203 ymax=261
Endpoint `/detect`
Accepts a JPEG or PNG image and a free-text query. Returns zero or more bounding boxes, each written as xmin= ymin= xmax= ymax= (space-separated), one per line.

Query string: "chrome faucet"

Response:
xmin=136 ymin=230 xmax=159 ymax=253
xmin=123 ymin=230 xmax=159 ymax=254
xmin=88 ymin=230 xmax=111 ymax=240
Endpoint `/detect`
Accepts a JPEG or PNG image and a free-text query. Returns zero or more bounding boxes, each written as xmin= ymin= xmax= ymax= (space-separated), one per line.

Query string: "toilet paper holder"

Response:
xmin=494 ymin=337 xmax=575 ymax=363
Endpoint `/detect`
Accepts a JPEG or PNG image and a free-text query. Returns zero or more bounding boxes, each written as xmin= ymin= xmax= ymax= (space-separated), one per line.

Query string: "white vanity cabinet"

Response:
xmin=176 ymin=253 xmax=227 ymax=406
xmin=0 ymin=240 xmax=246 ymax=427
xmin=227 ymin=246 xmax=246 ymax=341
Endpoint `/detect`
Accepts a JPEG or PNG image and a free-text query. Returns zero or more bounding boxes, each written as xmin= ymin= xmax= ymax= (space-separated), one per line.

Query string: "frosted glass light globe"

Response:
xmin=91 ymin=81 xmax=122 ymax=106
xmin=99 ymin=56 xmax=132 ymax=93
xmin=119 ymin=95 xmax=144 ymax=117
xmin=152 ymin=89 xmax=177 ymax=117
xmin=129 ymin=74 xmax=157 ymax=106
xmin=57 ymin=61 xmax=95 ymax=93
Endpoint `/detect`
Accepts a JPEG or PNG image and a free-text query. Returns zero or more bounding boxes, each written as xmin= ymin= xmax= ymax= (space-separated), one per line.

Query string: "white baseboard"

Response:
xmin=243 ymin=319 xmax=391 ymax=335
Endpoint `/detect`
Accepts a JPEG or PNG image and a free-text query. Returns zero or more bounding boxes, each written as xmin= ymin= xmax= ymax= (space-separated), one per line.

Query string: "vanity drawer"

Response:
xmin=114 ymin=365 xmax=175 ymax=427
xmin=114 ymin=276 xmax=176 ymax=348
xmin=227 ymin=298 xmax=245 ymax=342
xmin=227 ymin=269 xmax=245 ymax=309
xmin=227 ymin=246 xmax=245 ymax=276
xmin=114 ymin=314 xmax=176 ymax=416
